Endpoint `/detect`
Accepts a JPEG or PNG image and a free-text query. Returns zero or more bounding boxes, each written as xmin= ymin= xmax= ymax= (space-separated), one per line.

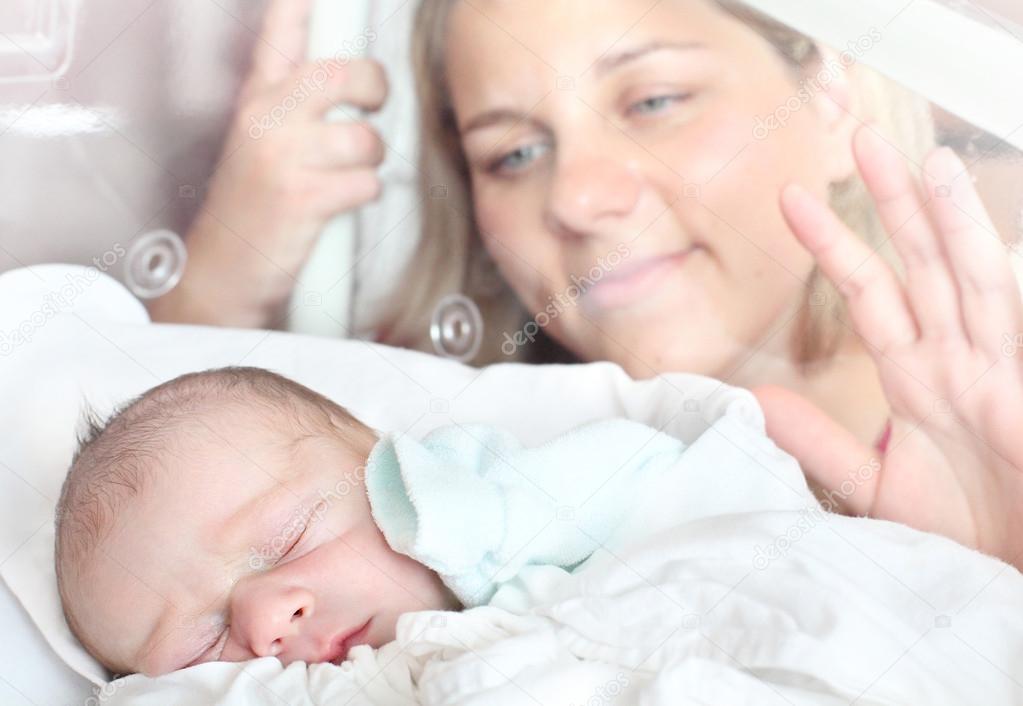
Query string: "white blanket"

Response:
xmin=105 ymin=473 xmax=1023 ymax=704
xmin=4 ymin=266 xmax=1021 ymax=704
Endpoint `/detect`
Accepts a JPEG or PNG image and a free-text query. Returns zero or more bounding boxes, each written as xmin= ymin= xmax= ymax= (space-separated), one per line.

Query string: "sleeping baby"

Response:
xmin=55 ymin=366 xmax=704 ymax=677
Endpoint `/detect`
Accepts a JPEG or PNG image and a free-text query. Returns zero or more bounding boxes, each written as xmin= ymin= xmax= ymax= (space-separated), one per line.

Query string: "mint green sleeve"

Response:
xmin=364 ymin=420 xmax=686 ymax=607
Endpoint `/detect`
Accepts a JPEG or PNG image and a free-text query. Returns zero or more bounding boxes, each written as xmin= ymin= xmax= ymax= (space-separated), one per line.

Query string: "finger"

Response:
xmin=922 ymin=146 xmax=1023 ymax=357
xmin=854 ymin=126 xmax=966 ymax=342
xmin=301 ymin=122 xmax=385 ymax=169
xmin=753 ymin=384 xmax=880 ymax=515
xmin=297 ymin=58 xmax=389 ymax=117
xmin=295 ymin=167 xmax=382 ymax=217
xmin=780 ymin=183 xmax=917 ymax=353
xmin=252 ymin=0 xmax=315 ymax=86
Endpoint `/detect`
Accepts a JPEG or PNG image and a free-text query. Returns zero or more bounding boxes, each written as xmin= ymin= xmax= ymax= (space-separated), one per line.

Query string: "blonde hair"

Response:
xmin=377 ymin=0 xmax=936 ymax=368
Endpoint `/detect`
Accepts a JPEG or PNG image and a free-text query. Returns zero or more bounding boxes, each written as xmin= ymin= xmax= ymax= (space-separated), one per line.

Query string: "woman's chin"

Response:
xmin=564 ymin=324 xmax=735 ymax=380
xmin=548 ymin=280 xmax=758 ymax=378
xmin=619 ymin=348 xmax=729 ymax=381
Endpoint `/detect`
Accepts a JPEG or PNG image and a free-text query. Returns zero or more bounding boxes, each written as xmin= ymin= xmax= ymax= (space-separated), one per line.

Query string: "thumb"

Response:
xmin=751 ymin=384 xmax=879 ymax=515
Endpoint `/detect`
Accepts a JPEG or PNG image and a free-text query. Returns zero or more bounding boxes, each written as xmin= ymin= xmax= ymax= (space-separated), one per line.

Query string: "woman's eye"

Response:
xmin=628 ymin=93 xmax=690 ymax=116
xmin=488 ymin=142 xmax=550 ymax=176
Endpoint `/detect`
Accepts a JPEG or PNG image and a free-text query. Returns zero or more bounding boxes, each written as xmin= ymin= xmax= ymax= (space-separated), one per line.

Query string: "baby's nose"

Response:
xmin=233 ymin=582 xmax=316 ymax=659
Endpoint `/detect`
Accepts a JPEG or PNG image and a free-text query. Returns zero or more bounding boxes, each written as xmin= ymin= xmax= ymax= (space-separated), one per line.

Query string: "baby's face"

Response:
xmin=73 ymin=416 xmax=458 ymax=676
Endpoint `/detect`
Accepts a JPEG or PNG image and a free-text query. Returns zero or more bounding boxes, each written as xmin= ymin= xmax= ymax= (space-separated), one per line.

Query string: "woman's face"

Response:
xmin=446 ymin=0 xmax=858 ymax=379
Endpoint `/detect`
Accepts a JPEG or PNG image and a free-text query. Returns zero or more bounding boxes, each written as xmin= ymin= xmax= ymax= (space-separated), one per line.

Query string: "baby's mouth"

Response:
xmin=327 ymin=618 xmax=373 ymax=665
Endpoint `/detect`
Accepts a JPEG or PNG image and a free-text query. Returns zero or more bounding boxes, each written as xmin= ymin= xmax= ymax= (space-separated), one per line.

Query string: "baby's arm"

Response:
xmin=364 ymin=419 xmax=686 ymax=607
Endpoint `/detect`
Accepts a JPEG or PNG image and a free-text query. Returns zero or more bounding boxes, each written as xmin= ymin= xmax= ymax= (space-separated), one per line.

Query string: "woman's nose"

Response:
xmin=546 ymin=150 xmax=642 ymax=241
xmin=231 ymin=582 xmax=315 ymax=659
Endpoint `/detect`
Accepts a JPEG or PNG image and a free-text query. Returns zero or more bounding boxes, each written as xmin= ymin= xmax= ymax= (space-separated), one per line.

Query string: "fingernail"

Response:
xmin=782 ymin=184 xmax=820 ymax=213
xmin=939 ymin=146 xmax=965 ymax=170
xmin=783 ymin=183 xmax=808 ymax=201
xmin=924 ymin=147 xmax=966 ymax=193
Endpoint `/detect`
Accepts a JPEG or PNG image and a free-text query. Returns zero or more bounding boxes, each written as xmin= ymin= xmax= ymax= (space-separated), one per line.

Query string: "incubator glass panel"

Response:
xmin=932 ymin=0 xmax=1022 ymax=30
xmin=934 ymin=109 xmax=1023 ymax=254
xmin=930 ymin=0 xmax=1023 ymax=239
xmin=0 ymin=0 xmax=76 ymax=81
xmin=0 ymin=0 xmax=1018 ymax=323
xmin=735 ymin=0 xmax=1023 ymax=275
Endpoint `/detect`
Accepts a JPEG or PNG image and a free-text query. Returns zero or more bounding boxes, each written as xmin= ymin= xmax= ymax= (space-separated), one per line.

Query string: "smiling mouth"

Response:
xmin=327 ymin=618 xmax=372 ymax=665
xmin=580 ymin=247 xmax=699 ymax=311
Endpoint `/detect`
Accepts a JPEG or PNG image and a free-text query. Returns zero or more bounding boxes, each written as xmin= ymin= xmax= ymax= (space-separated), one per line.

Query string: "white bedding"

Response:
xmin=3 ymin=265 xmax=1023 ymax=705
xmin=0 ymin=264 xmax=777 ymax=697
xmin=106 ymin=509 xmax=1023 ymax=705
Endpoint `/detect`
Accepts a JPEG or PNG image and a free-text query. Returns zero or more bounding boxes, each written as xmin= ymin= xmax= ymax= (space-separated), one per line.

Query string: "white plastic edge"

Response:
xmin=738 ymin=0 xmax=1023 ymax=151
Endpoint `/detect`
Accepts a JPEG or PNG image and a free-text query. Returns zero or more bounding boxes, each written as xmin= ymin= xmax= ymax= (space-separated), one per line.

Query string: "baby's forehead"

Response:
xmin=163 ymin=408 xmax=303 ymax=474
xmin=98 ymin=383 xmax=349 ymax=550
xmin=163 ymin=391 xmax=299 ymax=445
xmin=103 ymin=411 xmax=298 ymax=534
xmin=123 ymin=425 xmax=304 ymax=555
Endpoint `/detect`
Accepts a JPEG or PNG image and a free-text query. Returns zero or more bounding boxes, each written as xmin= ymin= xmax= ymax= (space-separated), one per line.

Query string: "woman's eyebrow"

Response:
xmin=460 ymin=40 xmax=707 ymax=137
xmin=592 ymin=39 xmax=708 ymax=78
xmin=460 ymin=110 xmax=543 ymax=138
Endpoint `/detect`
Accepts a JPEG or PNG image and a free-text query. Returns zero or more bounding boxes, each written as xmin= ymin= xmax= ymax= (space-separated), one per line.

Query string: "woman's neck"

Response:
xmin=725 ymin=336 xmax=891 ymax=447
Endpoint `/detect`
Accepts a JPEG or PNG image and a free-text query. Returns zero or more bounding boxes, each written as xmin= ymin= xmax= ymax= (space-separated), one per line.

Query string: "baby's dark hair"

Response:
xmin=53 ymin=366 xmax=375 ymax=671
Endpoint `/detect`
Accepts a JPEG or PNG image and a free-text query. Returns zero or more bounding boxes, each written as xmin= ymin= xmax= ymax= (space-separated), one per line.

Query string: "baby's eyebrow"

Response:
xmin=221 ymin=481 xmax=306 ymax=551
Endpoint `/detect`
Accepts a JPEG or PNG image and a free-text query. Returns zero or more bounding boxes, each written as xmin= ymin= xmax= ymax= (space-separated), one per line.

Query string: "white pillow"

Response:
xmin=0 ymin=265 xmax=757 ymax=688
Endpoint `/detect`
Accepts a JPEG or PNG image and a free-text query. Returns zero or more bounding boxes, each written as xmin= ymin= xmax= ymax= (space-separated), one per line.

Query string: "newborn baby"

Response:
xmin=55 ymin=367 xmax=690 ymax=677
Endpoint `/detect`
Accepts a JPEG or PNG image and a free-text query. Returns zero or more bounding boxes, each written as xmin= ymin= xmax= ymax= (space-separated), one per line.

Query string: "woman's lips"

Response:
xmin=327 ymin=618 xmax=372 ymax=665
xmin=581 ymin=247 xmax=698 ymax=311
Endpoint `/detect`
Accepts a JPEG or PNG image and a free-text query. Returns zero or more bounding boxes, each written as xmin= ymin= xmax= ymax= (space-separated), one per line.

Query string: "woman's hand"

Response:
xmin=148 ymin=0 xmax=388 ymax=328
xmin=754 ymin=125 xmax=1023 ymax=568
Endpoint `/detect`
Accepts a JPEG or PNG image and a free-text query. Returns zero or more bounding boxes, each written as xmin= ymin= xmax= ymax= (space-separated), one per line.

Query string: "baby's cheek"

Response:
xmin=219 ymin=635 xmax=254 ymax=664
